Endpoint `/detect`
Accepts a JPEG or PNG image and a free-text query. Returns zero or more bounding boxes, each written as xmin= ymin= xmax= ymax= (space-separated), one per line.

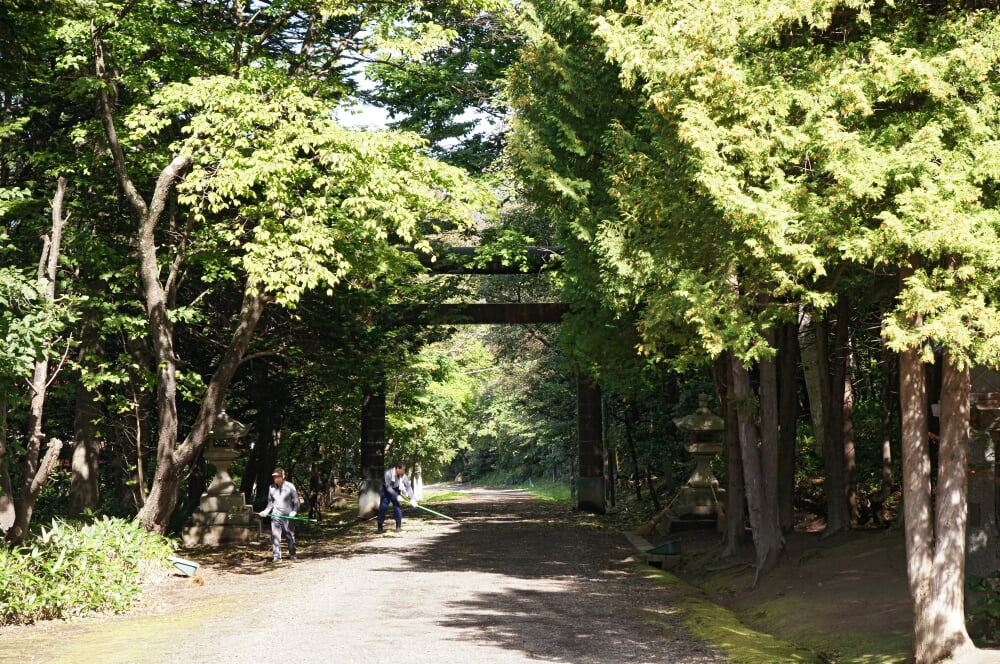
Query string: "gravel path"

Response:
xmin=2 ymin=487 xmax=727 ymax=664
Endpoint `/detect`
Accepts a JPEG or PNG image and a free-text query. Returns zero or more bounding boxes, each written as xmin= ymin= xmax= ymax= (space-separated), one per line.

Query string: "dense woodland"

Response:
xmin=4 ymin=1 xmax=1000 ymax=661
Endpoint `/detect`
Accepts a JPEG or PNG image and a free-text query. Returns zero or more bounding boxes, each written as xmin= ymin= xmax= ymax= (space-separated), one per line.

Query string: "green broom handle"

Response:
xmin=408 ymin=501 xmax=455 ymax=521
xmin=262 ymin=513 xmax=317 ymax=522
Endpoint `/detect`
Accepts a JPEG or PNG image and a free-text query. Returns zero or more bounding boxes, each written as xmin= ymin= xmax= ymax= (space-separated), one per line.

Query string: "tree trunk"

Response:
xmin=7 ymin=176 xmax=69 ymax=544
xmin=70 ymin=320 xmax=103 ymax=518
xmin=125 ymin=335 xmax=155 ymax=508
xmin=95 ymin=22 xmax=190 ymax=533
xmin=918 ymin=352 xmax=974 ymax=662
xmin=760 ymin=328 xmax=780 ymax=516
xmin=879 ymin=316 xmax=895 ymax=506
xmin=184 ymin=447 xmax=206 ymax=516
xmin=718 ymin=353 xmax=745 ymax=558
xmin=604 ymin=394 xmax=615 ymax=508
xmin=137 ymin=287 xmax=268 ymax=532
xmin=413 ymin=462 xmax=424 ymax=502
xmin=798 ymin=312 xmax=826 ymax=456
xmin=843 ymin=365 xmax=857 ymax=521
xmin=241 ymin=360 xmax=285 ymax=507
xmin=899 ymin=289 xmax=935 ymax=661
xmin=731 ymin=354 xmax=782 ymax=584
xmin=623 ymin=403 xmax=643 ymax=503
xmin=94 ymin=23 xmax=275 ymax=532
xmin=778 ymin=320 xmax=799 ymax=533
xmin=816 ymin=314 xmax=850 ymax=535
xmin=838 ymin=298 xmax=858 ymax=523
xmin=69 ymin=386 xmax=102 ymax=517
xmin=0 ymin=390 xmax=14 ymax=532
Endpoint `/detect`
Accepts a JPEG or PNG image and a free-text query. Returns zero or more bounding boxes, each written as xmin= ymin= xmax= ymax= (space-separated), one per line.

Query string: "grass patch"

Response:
xmin=525 ymin=478 xmax=572 ymax=504
xmin=642 ymin=567 xmax=826 ymax=663
xmin=421 ymin=490 xmax=466 ymax=504
xmin=0 ymin=594 xmax=243 ymax=664
xmin=735 ymin=598 xmax=908 ymax=664
xmin=642 ymin=566 xmax=908 ymax=664
xmin=464 ymin=473 xmax=573 ymax=504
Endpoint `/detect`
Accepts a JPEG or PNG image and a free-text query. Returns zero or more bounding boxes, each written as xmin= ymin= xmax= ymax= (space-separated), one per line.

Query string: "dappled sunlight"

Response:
xmin=437 ymin=586 xmax=713 ymax=664
xmin=365 ymin=487 xmax=726 ymax=662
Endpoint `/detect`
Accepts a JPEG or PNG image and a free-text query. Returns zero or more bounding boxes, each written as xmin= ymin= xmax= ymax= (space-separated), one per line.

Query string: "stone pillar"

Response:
xmin=577 ymin=379 xmax=605 ymax=514
xmin=359 ymin=392 xmax=386 ymax=518
xmin=413 ymin=463 xmax=424 ymax=501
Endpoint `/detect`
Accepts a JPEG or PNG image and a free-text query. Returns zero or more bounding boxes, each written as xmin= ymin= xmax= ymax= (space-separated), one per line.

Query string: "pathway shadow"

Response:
xmin=373 ymin=489 xmax=724 ymax=663
xmin=181 ymin=515 xmax=391 ymax=575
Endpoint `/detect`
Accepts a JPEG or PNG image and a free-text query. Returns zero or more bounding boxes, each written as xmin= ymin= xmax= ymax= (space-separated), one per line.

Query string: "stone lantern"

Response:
xmin=182 ymin=410 xmax=258 ymax=546
xmin=663 ymin=394 xmax=726 ymax=533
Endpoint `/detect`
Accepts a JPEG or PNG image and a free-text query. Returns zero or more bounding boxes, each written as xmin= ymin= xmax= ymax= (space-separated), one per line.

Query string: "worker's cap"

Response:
xmin=272 ymin=468 xmax=285 ymax=477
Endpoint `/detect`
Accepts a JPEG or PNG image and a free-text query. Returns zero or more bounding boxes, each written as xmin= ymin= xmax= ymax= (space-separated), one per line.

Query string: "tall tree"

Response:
xmin=4 ymin=178 xmax=72 ymax=544
xmin=595 ymin=1 xmax=1000 ymax=659
xmin=365 ymin=4 xmax=522 ymax=171
xmin=77 ymin=0 xmax=493 ymax=531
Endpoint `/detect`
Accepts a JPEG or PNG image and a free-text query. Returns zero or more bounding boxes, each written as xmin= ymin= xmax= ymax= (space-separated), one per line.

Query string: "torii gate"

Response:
xmin=358 ymin=247 xmax=606 ymax=517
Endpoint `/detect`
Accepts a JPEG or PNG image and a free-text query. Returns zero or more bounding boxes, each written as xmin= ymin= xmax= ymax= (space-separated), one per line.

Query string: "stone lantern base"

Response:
xmin=656 ymin=483 xmax=726 ymax=535
xmin=182 ymin=493 xmax=259 ymax=547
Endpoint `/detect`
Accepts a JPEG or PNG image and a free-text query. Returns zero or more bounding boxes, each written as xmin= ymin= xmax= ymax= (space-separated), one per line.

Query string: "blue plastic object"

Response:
xmin=647 ymin=539 xmax=681 ymax=555
xmin=167 ymin=555 xmax=200 ymax=576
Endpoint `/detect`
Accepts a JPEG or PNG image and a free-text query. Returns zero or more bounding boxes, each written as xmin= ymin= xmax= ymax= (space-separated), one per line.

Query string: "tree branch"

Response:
xmin=28 ymin=438 xmax=63 ymax=497
xmin=92 ymin=21 xmax=148 ymax=220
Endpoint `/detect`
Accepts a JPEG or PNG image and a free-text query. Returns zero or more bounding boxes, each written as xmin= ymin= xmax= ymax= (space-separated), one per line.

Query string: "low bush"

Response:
xmin=968 ymin=572 xmax=1000 ymax=647
xmin=0 ymin=516 xmax=175 ymax=625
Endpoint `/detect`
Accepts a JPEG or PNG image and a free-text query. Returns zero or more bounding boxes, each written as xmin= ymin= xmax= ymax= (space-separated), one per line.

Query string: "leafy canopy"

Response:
xmin=126 ymin=71 xmax=493 ymax=306
xmin=595 ymin=0 xmax=1000 ymax=364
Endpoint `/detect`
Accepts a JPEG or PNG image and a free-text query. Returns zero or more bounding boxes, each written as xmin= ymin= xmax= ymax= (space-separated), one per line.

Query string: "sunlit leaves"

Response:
xmin=126 ymin=71 xmax=490 ymax=306
xmin=593 ymin=0 xmax=1000 ymax=365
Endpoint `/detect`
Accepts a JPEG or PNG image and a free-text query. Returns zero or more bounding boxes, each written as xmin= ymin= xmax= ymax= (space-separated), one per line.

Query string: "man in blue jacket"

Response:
xmin=378 ymin=463 xmax=417 ymax=533
xmin=258 ymin=468 xmax=300 ymax=561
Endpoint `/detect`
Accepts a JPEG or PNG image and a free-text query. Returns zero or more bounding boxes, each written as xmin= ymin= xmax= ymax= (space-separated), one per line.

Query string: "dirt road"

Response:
xmin=1 ymin=487 xmax=727 ymax=664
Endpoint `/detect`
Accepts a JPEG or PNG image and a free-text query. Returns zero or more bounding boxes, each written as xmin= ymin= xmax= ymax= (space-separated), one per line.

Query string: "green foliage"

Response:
xmin=471 ymin=230 xmax=541 ymax=272
xmin=0 ymin=517 xmax=175 ymax=625
xmin=387 ymin=332 xmax=493 ymax=476
xmin=365 ymin=6 xmax=521 ymax=171
xmin=593 ymin=0 xmax=1000 ymax=364
xmin=463 ymin=334 xmax=576 ymax=483
xmin=0 ymin=264 xmax=49 ymax=384
xmin=968 ymin=571 xmax=1000 ymax=647
xmin=126 ymin=71 xmax=491 ymax=308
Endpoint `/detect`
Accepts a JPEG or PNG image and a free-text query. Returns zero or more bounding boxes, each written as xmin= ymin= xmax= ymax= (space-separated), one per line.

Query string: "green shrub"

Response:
xmin=0 ymin=516 xmax=175 ymax=625
xmin=968 ymin=572 xmax=1000 ymax=647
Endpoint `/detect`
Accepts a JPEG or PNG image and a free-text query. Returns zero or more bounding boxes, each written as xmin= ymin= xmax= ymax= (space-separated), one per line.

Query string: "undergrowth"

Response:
xmin=0 ymin=516 xmax=175 ymax=625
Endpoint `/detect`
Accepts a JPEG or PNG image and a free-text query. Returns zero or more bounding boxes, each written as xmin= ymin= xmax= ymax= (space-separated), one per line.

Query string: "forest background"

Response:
xmin=4 ymin=1 xmax=1000 ymax=662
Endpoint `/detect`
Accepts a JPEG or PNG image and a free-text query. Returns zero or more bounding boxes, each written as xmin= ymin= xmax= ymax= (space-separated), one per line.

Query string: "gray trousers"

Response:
xmin=271 ymin=517 xmax=296 ymax=559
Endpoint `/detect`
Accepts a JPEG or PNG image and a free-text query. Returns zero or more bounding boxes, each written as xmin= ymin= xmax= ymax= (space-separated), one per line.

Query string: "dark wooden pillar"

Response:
xmin=577 ymin=379 xmax=606 ymax=513
xmin=359 ymin=391 xmax=386 ymax=518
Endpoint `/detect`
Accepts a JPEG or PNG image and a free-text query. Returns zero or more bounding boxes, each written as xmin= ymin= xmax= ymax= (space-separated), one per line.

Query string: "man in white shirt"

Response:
xmin=258 ymin=468 xmax=300 ymax=561
xmin=378 ymin=463 xmax=417 ymax=534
